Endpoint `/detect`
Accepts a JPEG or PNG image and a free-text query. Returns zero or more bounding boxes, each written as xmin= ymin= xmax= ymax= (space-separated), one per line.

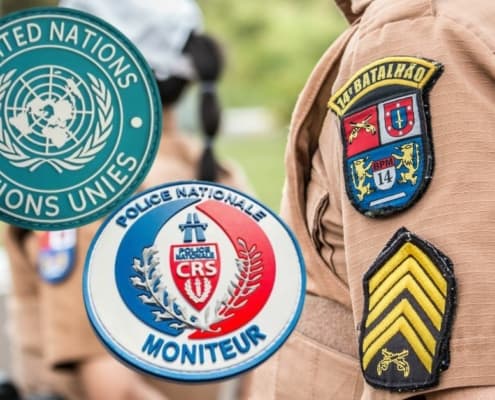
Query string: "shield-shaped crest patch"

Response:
xmin=328 ymin=57 xmax=443 ymax=217
xmin=170 ymin=242 xmax=220 ymax=311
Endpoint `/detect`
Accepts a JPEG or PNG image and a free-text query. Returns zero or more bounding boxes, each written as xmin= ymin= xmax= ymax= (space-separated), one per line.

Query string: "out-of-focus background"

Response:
xmin=0 ymin=0 xmax=347 ymax=208
xmin=0 ymin=0 xmax=346 ymax=377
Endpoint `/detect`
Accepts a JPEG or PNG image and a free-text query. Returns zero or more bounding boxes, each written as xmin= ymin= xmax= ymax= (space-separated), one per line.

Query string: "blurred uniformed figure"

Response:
xmin=1 ymin=0 xmax=57 ymax=15
xmin=5 ymin=0 xmax=250 ymax=399
xmin=242 ymin=0 xmax=495 ymax=399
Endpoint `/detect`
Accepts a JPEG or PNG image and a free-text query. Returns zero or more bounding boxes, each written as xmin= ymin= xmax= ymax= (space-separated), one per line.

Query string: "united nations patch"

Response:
xmin=328 ymin=57 xmax=443 ymax=217
xmin=38 ymin=229 xmax=76 ymax=284
xmin=83 ymin=182 xmax=306 ymax=381
xmin=359 ymin=228 xmax=455 ymax=391
xmin=0 ymin=8 xmax=161 ymax=230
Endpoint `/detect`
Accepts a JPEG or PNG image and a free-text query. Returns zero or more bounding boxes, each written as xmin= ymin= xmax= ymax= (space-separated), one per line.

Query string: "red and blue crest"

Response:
xmin=329 ymin=57 xmax=443 ymax=217
xmin=38 ymin=229 xmax=76 ymax=283
xmin=170 ymin=240 xmax=221 ymax=312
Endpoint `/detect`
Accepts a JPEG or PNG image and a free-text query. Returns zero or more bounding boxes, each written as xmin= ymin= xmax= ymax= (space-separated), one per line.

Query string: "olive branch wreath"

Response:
xmin=0 ymin=71 xmax=113 ymax=173
xmin=216 ymin=238 xmax=263 ymax=319
xmin=131 ymin=239 xmax=263 ymax=333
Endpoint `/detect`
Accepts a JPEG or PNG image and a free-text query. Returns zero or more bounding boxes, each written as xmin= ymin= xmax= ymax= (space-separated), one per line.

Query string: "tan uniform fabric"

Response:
xmin=5 ymin=228 xmax=84 ymax=399
xmin=244 ymin=0 xmax=495 ymax=399
xmin=5 ymin=121 xmax=251 ymax=400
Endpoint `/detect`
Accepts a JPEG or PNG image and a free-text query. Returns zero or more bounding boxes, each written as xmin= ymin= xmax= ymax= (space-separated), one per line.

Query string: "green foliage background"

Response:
xmin=197 ymin=0 xmax=347 ymax=121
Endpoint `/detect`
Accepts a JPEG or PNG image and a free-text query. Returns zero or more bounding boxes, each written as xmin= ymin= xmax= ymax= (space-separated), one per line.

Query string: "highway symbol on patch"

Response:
xmin=83 ymin=181 xmax=306 ymax=382
xmin=0 ymin=8 xmax=161 ymax=230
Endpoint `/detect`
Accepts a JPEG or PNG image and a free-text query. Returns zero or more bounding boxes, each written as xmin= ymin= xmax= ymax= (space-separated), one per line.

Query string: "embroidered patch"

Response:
xmin=328 ymin=57 xmax=443 ymax=217
xmin=359 ymin=228 xmax=455 ymax=391
xmin=38 ymin=229 xmax=77 ymax=283
xmin=83 ymin=181 xmax=306 ymax=381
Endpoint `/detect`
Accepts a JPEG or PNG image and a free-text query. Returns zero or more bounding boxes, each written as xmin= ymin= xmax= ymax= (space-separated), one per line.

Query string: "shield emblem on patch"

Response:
xmin=328 ymin=57 xmax=443 ymax=217
xmin=170 ymin=243 xmax=220 ymax=311
xmin=383 ymin=96 xmax=416 ymax=137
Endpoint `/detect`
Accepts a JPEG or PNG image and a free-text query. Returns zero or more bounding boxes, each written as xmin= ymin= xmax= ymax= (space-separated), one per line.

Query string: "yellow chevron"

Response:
xmin=369 ymin=256 xmax=445 ymax=312
xmin=369 ymin=242 xmax=447 ymax=296
xmin=363 ymin=298 xmax=436 ymax=354
xmin=362 ymin=315 xmax=433 ymax=373
xmin=365 ymin=274 xmax=443 ymax=330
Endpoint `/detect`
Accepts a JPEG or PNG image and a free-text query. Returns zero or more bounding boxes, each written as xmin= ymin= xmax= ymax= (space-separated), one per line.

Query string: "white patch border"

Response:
xmin=83 ymin=181 xmax=306 ymax=382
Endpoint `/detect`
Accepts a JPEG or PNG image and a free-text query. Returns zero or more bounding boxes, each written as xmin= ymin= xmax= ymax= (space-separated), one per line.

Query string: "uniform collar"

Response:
xmin=335 ymin=0 xmax=373 ymax=23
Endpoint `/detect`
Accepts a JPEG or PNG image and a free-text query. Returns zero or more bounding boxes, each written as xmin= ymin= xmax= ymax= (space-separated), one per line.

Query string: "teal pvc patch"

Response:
xmin=0 ymin=8 xmax=161 ymax=230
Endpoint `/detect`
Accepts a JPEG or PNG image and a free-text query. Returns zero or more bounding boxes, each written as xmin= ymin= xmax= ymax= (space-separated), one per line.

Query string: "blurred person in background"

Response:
xmin=242 ymin=0 xmax=495 ymax=399
xmin=4 ymin=0 xmax=250 ymax=399
xmin=1 ymin=0 xmax=57 ymax=14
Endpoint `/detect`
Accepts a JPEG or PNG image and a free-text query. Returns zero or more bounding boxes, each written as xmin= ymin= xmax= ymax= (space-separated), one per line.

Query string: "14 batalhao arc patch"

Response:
xmin=328 ymin=57 xmax=443 ymax=217
xmin=359 ymin=228 xmax=455 ymax=391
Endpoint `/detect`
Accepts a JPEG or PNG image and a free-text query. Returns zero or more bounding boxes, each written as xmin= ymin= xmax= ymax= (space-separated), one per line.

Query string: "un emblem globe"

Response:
xmin=5 ymin=65 xmax=95 ymax=156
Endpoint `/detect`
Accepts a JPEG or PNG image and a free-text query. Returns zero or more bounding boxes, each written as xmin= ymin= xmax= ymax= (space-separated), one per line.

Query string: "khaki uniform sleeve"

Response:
xmin=40 ymin=221 xmax=106 ymax=369
xmin=5 ymin=227 xmax=84 ymax=399
xmin=323 ymin=0 xmax=495 ymax=397
xmin=246 ymin=0 xmax=495 ymax=398
xmin=4 ymin=227 xmax=45 ymax=394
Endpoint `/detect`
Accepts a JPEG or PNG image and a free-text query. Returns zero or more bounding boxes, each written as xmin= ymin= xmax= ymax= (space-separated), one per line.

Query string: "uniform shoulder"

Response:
xmin=354 ymin=0 xmax=495 ymax=53
xmin=433 ymin=0 xmax=495 ymax=53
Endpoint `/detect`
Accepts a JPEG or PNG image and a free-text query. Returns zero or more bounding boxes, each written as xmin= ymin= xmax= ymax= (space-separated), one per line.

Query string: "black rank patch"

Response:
xmin=328 ymin=57 xmax=443 ymax=218
xmin=359 ymin=228 xmax=455 ymax=392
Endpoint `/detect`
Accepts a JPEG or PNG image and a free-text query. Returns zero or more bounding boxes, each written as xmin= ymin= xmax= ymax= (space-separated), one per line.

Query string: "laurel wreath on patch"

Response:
xmin=131 ymin=247 xmax=207 ymax=332
xmin=216 ymin=238 xmax=263 ymax=319
xmin=0 ymin=71 xmax=113 ymax=173
xmin=131 ymin=240 xmax=263 ymax=333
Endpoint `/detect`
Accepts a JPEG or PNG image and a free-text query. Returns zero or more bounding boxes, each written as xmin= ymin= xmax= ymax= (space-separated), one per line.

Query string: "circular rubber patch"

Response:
xmin=84 ymin=181 xmax=306 ymax=381
xmin=0 ymin=8 xmax=161 ymax=230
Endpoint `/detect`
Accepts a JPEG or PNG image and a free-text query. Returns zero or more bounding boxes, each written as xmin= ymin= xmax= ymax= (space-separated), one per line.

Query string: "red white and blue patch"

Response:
xmin=328 ymin=57 xmax=443 ymax=217
xmin=38 ymin=229 xmax=77 ymax=284
xmin=83 ymin=181 xmax=306 ymax=382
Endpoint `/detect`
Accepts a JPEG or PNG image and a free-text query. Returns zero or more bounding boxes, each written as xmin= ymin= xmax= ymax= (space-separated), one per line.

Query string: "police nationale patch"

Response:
xmin=328 ymin=57 xmax=443 ymax=217
xmin=0 ymin=8 xmax=161 ymax=230
xmin=83 ymin=182 xmax=306 ymax=381
xmin=38 ymin=229 xmax=76 ymax=284
xmin=359 ymin=228 xmax=455 ymax=391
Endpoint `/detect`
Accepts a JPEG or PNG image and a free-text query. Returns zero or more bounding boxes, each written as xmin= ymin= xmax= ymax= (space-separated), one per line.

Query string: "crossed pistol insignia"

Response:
xmin=349 ymin=115 xmax=377 ymax=144
xmin=377 ymin=348 xmax=410 ymax=378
